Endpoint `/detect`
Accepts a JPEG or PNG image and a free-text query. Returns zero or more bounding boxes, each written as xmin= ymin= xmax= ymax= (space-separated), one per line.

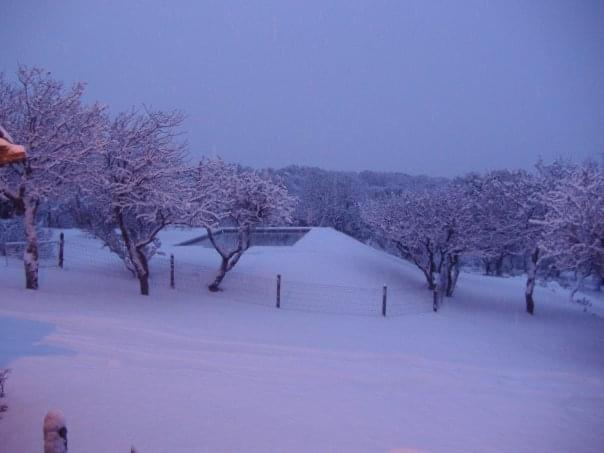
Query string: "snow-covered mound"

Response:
xmin=159 ymin=226 xmax=425 ymax=290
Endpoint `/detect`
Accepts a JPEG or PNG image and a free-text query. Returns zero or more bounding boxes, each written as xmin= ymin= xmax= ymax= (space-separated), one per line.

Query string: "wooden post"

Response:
xmin=382 ymin=285 xmax=387 ymax=317
xmin=170 ymin=254 xmax=175 ymax=289
xmin=433 ymin=289 xmax=439 ymax=312
xmin=276 ymin=274 xmax=281 ymax=308
xmin=43 ymin=410 xmax=67 ymax=453
xmin=58 ymin=232 xmax=64 ymax=269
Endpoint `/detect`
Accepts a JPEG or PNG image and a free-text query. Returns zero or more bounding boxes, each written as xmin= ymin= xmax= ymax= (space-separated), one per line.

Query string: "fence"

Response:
xmin=3 ymin=234 xmax=433 ymax=318
xmin=152 ymin=254 xmax=432 ymax=317
xmin=2 ymin=234 xmax=64 ymax=268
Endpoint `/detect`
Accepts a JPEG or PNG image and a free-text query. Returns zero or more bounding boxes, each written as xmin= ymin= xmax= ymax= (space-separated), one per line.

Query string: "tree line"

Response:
xmin=0 ymin=67 xmax=295 ymax=295
xmin=1 ymin=67 xmax=602 ymax=314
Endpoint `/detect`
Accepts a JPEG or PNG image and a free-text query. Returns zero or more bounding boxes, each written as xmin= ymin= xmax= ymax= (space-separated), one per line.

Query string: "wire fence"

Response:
xmin=2 ymin=240 xmax=62 ymax=268
xmin=3 ymin=236 xmax=433 ymax=318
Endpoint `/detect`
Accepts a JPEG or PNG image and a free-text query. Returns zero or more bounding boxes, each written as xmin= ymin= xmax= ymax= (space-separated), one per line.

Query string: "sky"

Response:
xmin=1 ymin=0 xmax=603 ymax=177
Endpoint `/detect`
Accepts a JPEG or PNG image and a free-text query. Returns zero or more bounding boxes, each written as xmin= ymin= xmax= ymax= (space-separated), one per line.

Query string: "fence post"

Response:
xmin=276 ymin=274 xmax=281 ymax=308
xmin=382 ymin=285 xmax=387 ymax=317
xmin=170 ymin=254 xmax=175 ymax=289
xmin=43 ymin=410 xmax=67 ymax=453
xmin=58 ymin=232 xmax=64 ymax=269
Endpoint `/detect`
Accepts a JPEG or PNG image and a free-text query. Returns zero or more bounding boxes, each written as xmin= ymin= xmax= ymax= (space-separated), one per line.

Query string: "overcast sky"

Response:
xmin=1 ymin=0 xmax=603 ymax=176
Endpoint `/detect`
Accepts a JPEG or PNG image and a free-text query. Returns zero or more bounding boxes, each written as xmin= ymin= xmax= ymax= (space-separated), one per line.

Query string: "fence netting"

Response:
xmin=2 ymin=240 xmax=61 ymax=268
xmin=3 ymin=237 xmax=432 ymax=317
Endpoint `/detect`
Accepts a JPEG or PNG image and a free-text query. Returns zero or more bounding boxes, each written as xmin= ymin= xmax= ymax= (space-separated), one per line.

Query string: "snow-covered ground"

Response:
xmin=1 ymin=228 xmax=603 ymax=452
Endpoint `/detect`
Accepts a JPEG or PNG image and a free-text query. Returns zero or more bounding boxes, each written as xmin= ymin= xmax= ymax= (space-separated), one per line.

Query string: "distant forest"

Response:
xmin=269 ymin=165 xmax=447 ymax=241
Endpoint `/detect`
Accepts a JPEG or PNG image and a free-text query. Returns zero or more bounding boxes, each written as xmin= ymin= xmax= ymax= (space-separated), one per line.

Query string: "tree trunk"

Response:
xmin=525 ymin=247 xmax=539 ymax=315
xmin=133 ymin=248 xmax=149 ymax=296
xmin=23 ymin=199 xmax=39 ymax=290
xmin=207 ymin=227 xmax=250 ymax=292
xmin=425 ymin=249 xmax=437 ymax=290
xmin=495 ymin=254 xmax=505 ymax=277
xmin=209 ymin=257 xmax=228 ymax=292
xmin=115 ymin=209 xmax=152 ymax=296
xmin=594 ymin=273 xmax=603 ymax=292
xmin=483 ymin=258 xmax=490 ymax=275
xmin=138 ymin=273 xmax=149 ymax=296
xmin=419 ymin=265 xmax=435 ymax=290
xmin=569 ymin=272 xmax=584 ymax=304
xmin=426 ymin=273 xmax=436 ymax=290
xmin=446 ymin=254 xmax=460 ymax=297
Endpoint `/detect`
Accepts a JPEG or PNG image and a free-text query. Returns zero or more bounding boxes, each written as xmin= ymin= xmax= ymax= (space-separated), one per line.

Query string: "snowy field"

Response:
xmin=1 ymin=229 xmax=603 ymax=452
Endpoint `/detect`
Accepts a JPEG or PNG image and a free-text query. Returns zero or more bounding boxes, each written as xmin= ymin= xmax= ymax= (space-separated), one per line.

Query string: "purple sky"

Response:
xmin=1 ymin=0 xmax=603 ymax=176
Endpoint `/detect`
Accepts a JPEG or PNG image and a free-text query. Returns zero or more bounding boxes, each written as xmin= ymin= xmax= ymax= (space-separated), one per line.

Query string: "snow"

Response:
xmin=159 ymin=226 xmax=427 ymax=289
xmin=43 ymin=410 xmax=67 ymax=453
xmin=1 ymin=228 xmax=603 ymax=452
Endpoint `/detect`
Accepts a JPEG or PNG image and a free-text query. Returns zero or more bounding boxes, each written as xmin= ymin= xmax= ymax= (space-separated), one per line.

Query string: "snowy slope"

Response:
xmin=0 ymin=228 xmax=603 ymax=452
xmin=157 ymin=226 xmax=427 ymax=289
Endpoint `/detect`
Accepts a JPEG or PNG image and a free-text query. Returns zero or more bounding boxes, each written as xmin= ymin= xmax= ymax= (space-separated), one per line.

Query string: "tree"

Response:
xmin=79 ymin=108 xmax=189 ymax=295
xmin=361 ymin=186 xmax=469 ymax=295
xmin=541 ymin=161 xmax=604 ymax=295
xmin=0 ymin=67 xmax=104 ymax=289
xmin=275 ymin=166 xmax=367 ymax=238
xmin=458 ymin=165 xmax=584 ymax=314
xmin=185 ymin=158 xmax=233 ymax=229
xmin=520 ymin=161 xmax=572 ymax=314
xmin=203 ymin=166 xmax=296 ymax=291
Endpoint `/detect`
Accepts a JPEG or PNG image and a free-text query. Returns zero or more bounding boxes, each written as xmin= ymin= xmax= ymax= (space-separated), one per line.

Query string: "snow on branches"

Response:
xmin=0 ymin=67 xmax=105 ymax=289
xmin=198 ymin=164 xmax=297 ymax=291
xmin=81 ymin=108 xmax=189 ymax=295
xmin=361 ymin=185 xmax=469 ymax=295
xmin=541 ymin=161 xmax=604 ymax=285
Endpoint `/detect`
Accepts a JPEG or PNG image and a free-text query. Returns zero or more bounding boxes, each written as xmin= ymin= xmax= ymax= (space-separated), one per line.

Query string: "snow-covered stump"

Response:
xmin=43 ymin=410 xmax=67 ymax=453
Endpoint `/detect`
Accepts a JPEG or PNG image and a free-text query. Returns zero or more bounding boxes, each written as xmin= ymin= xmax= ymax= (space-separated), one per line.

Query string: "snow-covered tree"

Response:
xmin=458 ymin=165 xmax=574 ymax=314
xmin=541 ymin=161 xmax=604 ymax=294
xmin=185 ymin=158 xmax=234 ymax=229
xmin=361 ymin=186 xmax=470 ymax=295
xmin=275 ymin=166 xmax=366 ymax=237
xmin=203 ymin=166 xmax=296 ymax=291
xmin=457 ymin=170 xmax=539 ymax=269
xmin=79 ymin=108 xmax=189 ymax=295
xmin=0 ymin=67 xmax=105 ymax=289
